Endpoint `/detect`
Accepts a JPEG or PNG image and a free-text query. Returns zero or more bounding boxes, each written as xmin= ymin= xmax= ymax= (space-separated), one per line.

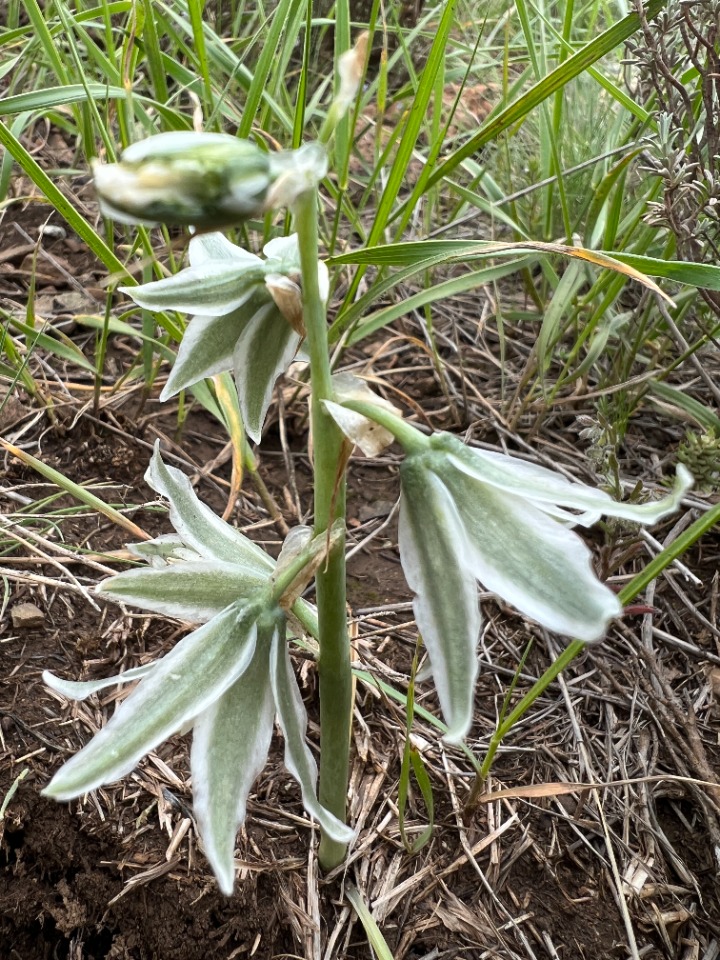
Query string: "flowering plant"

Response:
xmin=43 ymin=101 xmax=700 ymax=893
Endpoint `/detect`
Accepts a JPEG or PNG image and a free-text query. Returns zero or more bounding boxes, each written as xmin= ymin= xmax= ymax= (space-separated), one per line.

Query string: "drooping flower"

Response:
xmin=401 ymin=433 xmax=692 ymax=741
xmin=42 ymin=445 xmax=352 ymax=895
xmin=121 ymin=232 xmax=328 ymax=442
xmin=92 ymin=132 xmax=327 ymax=228
xmin=325 ymin=399 xmax=693 ymax=743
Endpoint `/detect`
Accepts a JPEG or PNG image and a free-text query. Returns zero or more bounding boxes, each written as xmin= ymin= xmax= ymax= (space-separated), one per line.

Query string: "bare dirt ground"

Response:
xmin=2 ymin=144 xmax=720 ymax=960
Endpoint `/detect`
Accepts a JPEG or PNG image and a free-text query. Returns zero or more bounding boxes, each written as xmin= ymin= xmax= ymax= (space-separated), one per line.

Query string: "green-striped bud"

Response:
xmin=92 ymin=132 xmax=272 ymax=229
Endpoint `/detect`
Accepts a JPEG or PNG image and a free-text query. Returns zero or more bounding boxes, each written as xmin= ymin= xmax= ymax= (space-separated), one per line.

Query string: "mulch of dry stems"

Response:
xmin=2 ymin=168 xmax=720 ymax=960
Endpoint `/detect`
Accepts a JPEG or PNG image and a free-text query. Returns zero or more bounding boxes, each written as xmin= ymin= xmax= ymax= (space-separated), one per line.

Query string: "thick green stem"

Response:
xmin=294 ymin=187 xmax=352 ymax=870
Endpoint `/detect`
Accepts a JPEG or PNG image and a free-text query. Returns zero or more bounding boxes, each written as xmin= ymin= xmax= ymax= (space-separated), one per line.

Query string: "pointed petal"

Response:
xmin=159 ymin=305 xmax=253 ymax=401
xmin=189 ymin=232 xmax=262 ymax=268
xmin=262 ymin=233 xmax=300 ymax=266
xmin=440 ymin=464 xmax=622 ymax=642
xmin=145 ymin=445 xmax=274 ymax=571
xmin=43 ymin=664 xmax=156 ymax=702
xmin=128 ymin=534 xmax=200 ymax=567
xmin=439 ymin=433 xmax=693 ymax=525
xmin=398 ymin=460 xmax=480 ymax=743
xmin=191 ymin=627 xmax=276 ymax=895
xmin=270 ymin=633 xmax=354 ymax=844
xmin=120 ymin=262 xmax=264 ymax=316
xmin=43 ymin=601 xmax=261 ymax=800
xmin=98 ymin=562 xmax=269 ymax=622
xmin=233 ymin=305 xmax=301 ymax=443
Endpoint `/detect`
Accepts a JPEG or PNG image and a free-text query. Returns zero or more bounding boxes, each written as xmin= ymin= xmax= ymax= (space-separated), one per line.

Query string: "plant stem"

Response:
xmin=294 ymin=187 xmax=352 ymax=870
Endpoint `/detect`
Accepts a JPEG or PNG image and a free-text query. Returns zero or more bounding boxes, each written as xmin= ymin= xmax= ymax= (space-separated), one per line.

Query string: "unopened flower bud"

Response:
xmin=92 ymin=132 xmax=272 ymax=228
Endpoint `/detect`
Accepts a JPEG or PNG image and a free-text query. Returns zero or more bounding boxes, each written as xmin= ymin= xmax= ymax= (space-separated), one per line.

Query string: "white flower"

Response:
xmin=399 ymin=431 xmax=692 ymax=742
xmin=42 ymin=446 xmax=352 ymax=895
xmin=92 ymin=133 xmax=328 ymax=228
xmin=92 ymin=132 xmax=273 ymax=228
xmin=122 ymin=232 xmax=328 ymax=442
xmin=324 ymin=395 xmax=693 ymax=745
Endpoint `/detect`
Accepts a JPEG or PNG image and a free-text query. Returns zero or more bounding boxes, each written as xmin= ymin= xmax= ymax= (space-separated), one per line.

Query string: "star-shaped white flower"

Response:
xmin=122 ymin=233 xmax=328 ymax=442
xmin=42 ymin=446 xmax=352 ymax=894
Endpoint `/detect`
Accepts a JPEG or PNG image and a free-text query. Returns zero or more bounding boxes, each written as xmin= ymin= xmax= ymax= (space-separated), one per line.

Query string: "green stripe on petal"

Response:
xmin=98 ymin=562 xmax=269 ymax=622
xmin=121 ymin=262 xmax=265 ymax=316
xmin=269 ymin=633 xmax=354 ymax=844
xmin=438 ymin=433 xmax=693 ymax=525
xmin=398 ymin=459 xmax=481 ymax=744
xmin=159 ymin=305 xmax=254 ymax=401
xmin=146 ymin=446 xmax=274 ymax=571
xmin=42 ymin=601 xmax=261 ymax=801
xmin=439 ymin=464 xmax=622 ymax=643
xmin=233 ymin=305 xmax=301 ymax=444
xmin=191 ymin=622 xmax=277 ymax=895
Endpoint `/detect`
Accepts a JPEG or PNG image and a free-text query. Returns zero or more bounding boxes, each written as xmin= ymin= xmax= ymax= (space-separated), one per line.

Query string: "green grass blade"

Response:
xmin=425 ymin=0 xmax=667 ymax=190
xmin=0 ymin=440 xmax=150 ymax=541
xmin=649 ymin=382 xmax=720 ymax=432
xmin=346 ymin=885 xmax=395 ymax=960
xmin=597 ymin=252 xmax=720 ymax=291
xmin=237 ymin=0 xmax=304 ymax=138
xmin=346 ymin=257 xmax=536 ymax=345
xmin=0 ymin=83 xmax=128 ymax=116
xmin=343 ymin=0 xmax=458 ymax=300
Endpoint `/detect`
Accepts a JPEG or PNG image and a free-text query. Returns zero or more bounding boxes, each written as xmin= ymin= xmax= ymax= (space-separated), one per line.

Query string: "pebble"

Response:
xmin=10 ymin=602 xmax=46 ymax=629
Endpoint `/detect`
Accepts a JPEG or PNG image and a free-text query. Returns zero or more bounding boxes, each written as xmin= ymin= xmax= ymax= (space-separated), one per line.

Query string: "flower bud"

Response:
xmin=92 ymin=132 xmax=272 ymax=228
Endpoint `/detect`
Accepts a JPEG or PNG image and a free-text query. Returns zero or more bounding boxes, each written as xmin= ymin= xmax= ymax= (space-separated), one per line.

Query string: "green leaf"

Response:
xmin=397 ymin=654 xmax=434 ymax=854
xmin=0 ymin=83 xmax=127 ymax=116
xmin=345 ymin=257 xmax=535 ymax=346
xmin=346 ymin=885 xmax=395 ymax=960
xmin=5 ymin=314 xmax=96 ymax=373
xmin=648 ymin=381 xmax=720 ymax=432
xmin=597 ymin=251 xmax=720 ymax=292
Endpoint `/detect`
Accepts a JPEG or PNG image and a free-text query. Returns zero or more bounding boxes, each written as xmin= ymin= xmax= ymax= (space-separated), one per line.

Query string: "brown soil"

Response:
xmin=2 ymin=153 xmax=720 ymax=960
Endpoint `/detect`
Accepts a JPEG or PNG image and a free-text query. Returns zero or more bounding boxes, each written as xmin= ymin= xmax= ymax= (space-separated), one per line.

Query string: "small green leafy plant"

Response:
xmin=42 ymin=68 xmax=695 ymax=893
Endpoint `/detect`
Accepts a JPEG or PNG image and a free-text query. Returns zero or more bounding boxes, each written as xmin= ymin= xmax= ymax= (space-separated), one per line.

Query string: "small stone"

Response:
xmin=10 ymin=602 xmax=46 ymax=629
